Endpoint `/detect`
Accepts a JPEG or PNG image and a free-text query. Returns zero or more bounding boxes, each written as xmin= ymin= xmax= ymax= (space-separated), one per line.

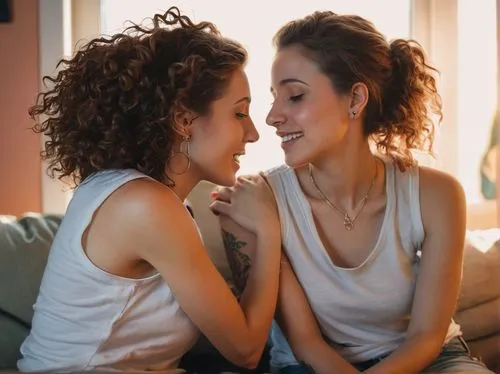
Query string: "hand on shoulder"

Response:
xmin=210 ymin=173 xmax=279 ymax=236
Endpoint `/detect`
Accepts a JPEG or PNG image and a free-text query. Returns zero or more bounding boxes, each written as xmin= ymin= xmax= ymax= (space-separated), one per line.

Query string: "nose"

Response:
xmin=244 ymin=117 xmax=259 ymax=143
xmin=266 ymin=102 xmax=286 ymax=128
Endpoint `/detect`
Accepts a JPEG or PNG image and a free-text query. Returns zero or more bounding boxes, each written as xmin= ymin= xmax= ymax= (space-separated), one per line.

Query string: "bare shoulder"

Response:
xmin=418 ymin=166 xmax=466 ymax=230
xmin=99 ymin=177 xmax=198 ymax=254
xmin=418 ymin=166 xmax=465 ymax=203
xmin=105 ymin=178 xmax=189 ymax=224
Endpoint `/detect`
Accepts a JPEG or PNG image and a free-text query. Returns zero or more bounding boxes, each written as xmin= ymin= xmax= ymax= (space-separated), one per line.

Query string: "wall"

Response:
xmin=0 ymin=0 xmax=41 ymax=216
xmin=39 ymin=0 xmax=100 ymax=215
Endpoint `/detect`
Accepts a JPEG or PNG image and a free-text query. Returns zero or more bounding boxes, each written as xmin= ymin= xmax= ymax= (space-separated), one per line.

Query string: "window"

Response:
xmin=457 ymin=0 xmax=498 ymax=205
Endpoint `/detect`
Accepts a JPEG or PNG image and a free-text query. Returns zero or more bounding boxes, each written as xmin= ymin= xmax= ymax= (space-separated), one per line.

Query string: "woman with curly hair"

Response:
xmin=18 ymin=7 xmax=281 ymax=373
xmin=216 ymin=11 xmax=494 ymax=374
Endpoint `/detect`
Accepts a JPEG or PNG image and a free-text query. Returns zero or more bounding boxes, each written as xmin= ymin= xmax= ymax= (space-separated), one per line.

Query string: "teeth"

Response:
xmin=233 ymin=154 xmax=241 ymax=163
xmin=281 ymin=132 xmax=304 ymax=143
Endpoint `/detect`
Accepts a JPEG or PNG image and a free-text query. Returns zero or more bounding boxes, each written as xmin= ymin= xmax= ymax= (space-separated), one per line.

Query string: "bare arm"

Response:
xmin=277 ymin=256 xmax=359 ymax=374
xmin=364 ymin=167 xmax=466 ymax=374
xmin=219 ymin=215 xmax=282 ymax=362
xmin=121 ymin=179 xmax=281 ymax=368
xmin=221 ymin=222 xmax=255 ymax=297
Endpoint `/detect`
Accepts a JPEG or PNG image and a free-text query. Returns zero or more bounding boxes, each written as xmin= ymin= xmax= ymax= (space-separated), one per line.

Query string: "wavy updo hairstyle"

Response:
xmin=273 ymin=11 xmax=442 ymax=169
xmin=31 ymin=7 xmax=247 ymax=185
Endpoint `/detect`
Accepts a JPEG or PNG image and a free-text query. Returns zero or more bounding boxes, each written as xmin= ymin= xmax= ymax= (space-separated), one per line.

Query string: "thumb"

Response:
xmin=209 ymin=200 xmax=231 ymax=216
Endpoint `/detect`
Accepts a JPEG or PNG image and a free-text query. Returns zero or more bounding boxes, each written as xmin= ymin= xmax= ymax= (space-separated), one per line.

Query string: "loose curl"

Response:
xmin=273 ymin=11 xmax=442 ymax=170
xmin=31 ymin=7 xmax=247 ymax=185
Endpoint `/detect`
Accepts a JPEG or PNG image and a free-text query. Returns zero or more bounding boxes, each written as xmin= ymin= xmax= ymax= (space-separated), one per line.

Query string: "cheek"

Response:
xmin=198 ymin=122 xmax=242 ymax=158
xmin=290 ymin=101 xmax=335 ymax=133
xmin=289 ymin=101 xmax=349 ymax=146
xmin=290 ymin=104 xmax=317 ymax=128
xmin=315 ymin=100 xmax=347 ymax=132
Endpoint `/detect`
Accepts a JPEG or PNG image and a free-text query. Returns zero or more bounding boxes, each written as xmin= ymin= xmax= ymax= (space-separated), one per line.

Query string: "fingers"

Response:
xmin=210 ymin=174 xmax=273 ymax=215
xmin=211 ymin=186 xmax=232 ymax=202
xmin=235 ymin=175 xmax=253 ymax=188
xmin=208 ymin=199 xmax=231 ymax=216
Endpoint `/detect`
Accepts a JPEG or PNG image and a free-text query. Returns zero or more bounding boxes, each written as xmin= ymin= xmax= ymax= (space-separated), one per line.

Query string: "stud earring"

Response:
xmin=351 ymin=110 xmax=357 ymax=119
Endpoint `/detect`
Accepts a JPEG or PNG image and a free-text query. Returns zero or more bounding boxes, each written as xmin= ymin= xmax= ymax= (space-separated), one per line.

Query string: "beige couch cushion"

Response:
xmin=455 ymin=297 xmax=500 ymax=340
xmin=457 ymin=229 xmax=500 ymax=311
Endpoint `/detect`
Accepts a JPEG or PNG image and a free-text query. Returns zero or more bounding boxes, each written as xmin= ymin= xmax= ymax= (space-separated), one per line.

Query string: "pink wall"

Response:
xmin=0 ymin=0 xmax=41 ymax=216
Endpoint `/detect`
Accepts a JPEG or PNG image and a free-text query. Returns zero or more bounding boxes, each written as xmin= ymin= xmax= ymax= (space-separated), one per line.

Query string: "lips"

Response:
xmin=280 ymin=131 xmax=304 ymax=143
xmin=232 ymin=152 xmax=245 ymax=164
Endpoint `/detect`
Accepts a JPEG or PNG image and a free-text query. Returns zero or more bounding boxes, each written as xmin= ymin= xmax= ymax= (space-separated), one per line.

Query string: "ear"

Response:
xmin=173 ymin=108 xmax=198 ymax=137
xmin=348 ymin=82 xmax=369 ymax=120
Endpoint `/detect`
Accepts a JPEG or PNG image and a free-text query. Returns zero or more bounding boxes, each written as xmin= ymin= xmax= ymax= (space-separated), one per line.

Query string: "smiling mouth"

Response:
xmin=233 ymin=153 xmax=244 ymax=164
xmin=281 ymin=132 xmax=304 ymax=143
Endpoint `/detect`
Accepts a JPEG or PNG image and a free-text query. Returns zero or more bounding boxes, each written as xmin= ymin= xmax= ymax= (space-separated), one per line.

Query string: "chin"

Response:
xmin=206 ymin=170 xmax=236 ymax=187
xmin=284 ymin=153 xmax=310 ymax=168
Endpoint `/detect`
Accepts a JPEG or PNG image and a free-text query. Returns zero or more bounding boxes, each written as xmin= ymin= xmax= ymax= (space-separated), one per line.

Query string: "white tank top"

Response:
xmin=265 ymin=160 xmax=461 ymax=363
xmin=18 ymin=169 xmax=200 ymax=373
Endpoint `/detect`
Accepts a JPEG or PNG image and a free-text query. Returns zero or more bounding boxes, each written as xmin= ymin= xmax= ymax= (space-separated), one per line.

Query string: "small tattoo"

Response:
xmin=222 ymin=229 xmax=251 ymax=295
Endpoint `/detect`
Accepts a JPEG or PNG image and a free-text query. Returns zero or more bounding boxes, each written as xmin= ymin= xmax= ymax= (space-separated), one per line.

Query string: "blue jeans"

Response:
xmin=271 ymin=323 xmax=493 ymax=373
xmin=270 ymin=321 xmax=301 ymax=373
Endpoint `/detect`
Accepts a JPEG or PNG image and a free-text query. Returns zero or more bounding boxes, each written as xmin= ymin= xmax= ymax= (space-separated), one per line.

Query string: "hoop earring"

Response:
xmin=168 ymin=135 xmax=191 ymax=175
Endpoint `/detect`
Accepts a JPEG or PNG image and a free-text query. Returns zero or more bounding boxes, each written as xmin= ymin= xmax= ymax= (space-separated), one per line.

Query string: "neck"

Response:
xmin=163 ymin=170 xmax=200 ymax=202
xmin=308 ymin=139 xmax=379 ymax=212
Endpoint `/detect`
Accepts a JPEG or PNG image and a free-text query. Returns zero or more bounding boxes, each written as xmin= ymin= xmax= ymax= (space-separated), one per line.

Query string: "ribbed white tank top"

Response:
xmin=18 ymin=169 xmax=199 ymax=373
xmin=265 ymin=160 xmax=460 ymax=362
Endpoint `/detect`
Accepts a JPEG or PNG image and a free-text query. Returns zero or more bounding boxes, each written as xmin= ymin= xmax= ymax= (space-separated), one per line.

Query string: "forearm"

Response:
xmin=364 ymin=333 xmax=442 ymax=374
xmin=238 ymin=232 xmax=281 ymax=342
xmin=276 ymin=259 xmax=358 ymax=374
xmin=221 ymin=224 xmax=281 ymax=352
xmin=293 ymin=338 xmax=359 ymax=374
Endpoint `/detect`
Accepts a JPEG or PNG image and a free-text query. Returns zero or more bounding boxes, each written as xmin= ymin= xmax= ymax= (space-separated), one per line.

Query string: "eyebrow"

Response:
xmin=270 ymin=78 xmax=310 ymax=92
xmin=233 ymin=96 xmax=251 ymax=105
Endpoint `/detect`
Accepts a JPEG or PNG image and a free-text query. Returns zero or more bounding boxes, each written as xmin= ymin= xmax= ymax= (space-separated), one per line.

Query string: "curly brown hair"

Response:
xmin=273 ymin=11 xmax=442 ymax=170
xmin=31 ymin=7 xmax=247 ymax=185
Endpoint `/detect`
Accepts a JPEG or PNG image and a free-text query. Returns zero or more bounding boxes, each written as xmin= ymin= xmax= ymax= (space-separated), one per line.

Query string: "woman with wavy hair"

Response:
xmin=18 ymin=7 xmax=281 ymax=373
xmin=216 ymin=11 xmax=494 ymax=374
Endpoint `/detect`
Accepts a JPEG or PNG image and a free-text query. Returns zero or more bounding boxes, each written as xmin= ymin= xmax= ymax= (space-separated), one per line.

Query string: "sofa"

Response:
xmin=1 ymin=181 xmax=500 ymax=372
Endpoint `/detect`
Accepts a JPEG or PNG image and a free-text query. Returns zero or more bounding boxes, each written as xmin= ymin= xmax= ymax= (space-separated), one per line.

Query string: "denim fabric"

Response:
xmin=269 ymin=321 xmax=300 ymax=373
xmin=272 ymin=334 xmax=494 ymax=374
xmin=277 ymin=365 xmax=313 ymax=374
xmin=421 ymin=337 xmax=493 ymax=373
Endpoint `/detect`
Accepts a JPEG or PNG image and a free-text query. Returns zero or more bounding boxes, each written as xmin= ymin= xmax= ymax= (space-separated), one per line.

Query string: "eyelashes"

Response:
xmin=270 ymin=94 xmax=305 ymax=106
xmin=289 ymin=94 xmax=304 ymax=102
xmin=235 ymin=112 xmax=249 ymax=119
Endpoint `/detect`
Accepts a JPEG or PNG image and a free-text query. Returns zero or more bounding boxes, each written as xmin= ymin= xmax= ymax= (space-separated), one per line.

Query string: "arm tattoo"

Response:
xmin=221 ymin=229 xmax=251 ymax=296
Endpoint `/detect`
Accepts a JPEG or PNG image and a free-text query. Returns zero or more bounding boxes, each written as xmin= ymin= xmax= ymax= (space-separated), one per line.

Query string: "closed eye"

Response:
xmin=236 ymin=112 xmax=249 ymax=119
xmin=289 ymin=94 xmax=304 ymax=102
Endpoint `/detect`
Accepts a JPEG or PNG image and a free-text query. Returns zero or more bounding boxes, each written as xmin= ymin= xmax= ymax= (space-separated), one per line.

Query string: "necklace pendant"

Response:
xmin=344 ymin=214 xmax=354 ymax=230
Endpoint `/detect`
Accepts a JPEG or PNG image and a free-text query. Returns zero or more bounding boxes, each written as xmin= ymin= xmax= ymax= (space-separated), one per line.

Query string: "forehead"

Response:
xmin=271 ymin=46 xmax=322 ymax=83
xmin=220 ymin=68 xmax=250 ymax=101
xmin=207 ymin=68 xmax=251 ymax=118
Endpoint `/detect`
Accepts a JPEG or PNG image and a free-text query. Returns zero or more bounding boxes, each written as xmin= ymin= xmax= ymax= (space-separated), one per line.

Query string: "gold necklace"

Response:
xmin=308 ymin=162 xmax=378 ymax=231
